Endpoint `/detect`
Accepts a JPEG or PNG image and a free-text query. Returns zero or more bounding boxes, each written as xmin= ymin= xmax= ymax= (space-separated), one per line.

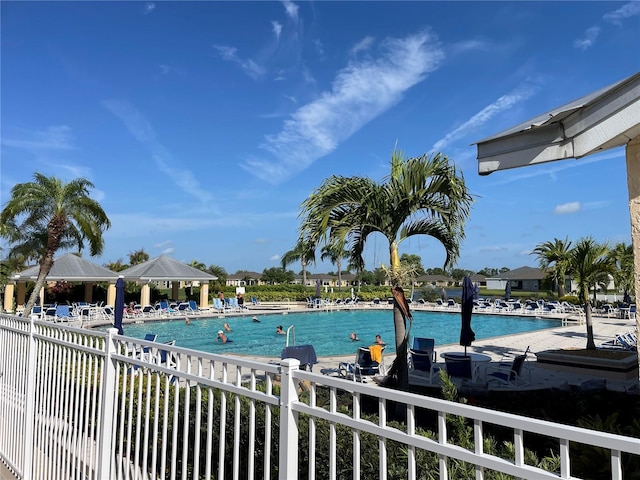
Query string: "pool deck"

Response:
xmin=86 ymin=301 xmax=639 ymax=393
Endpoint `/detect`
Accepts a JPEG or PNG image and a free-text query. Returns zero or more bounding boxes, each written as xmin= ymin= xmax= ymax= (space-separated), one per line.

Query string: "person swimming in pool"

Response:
xmin=217 ymin=330 xmax=232 ymax=343
xmin=350 ymin=331 xmax=360 ymax=341
xmin=276 ymin=325 xmax=286 ymax=335
xmin=374 ymin=334 xmax=385 ymax=346
xmin=252 ymin=316 xmax=260 ymax=323
xmin=223 ymin=322 xmax=231 ymax=332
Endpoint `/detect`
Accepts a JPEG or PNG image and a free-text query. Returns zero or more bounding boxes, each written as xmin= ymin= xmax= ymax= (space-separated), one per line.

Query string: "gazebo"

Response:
xmin=117 ymin=255 xmax=217 ymax=308
xmin=6 ymin=252 xmax=119 ymax=312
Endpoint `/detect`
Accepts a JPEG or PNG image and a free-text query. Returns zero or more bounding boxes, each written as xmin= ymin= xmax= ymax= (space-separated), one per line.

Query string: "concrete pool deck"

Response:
xmin=85 ymin=301 xmax=639 ymax=393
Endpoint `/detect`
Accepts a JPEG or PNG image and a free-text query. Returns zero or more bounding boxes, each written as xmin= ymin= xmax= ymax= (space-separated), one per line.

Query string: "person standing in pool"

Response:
xmin=375 ymin=334 xmax=385 ymax=346
xmin=217 ymin=330 xmax=231 ymax=343
xmin=276 ymin=325 xmax=286 ymax=335
xmin=350 ymin=332 xmax=360 ymax=341
xmin=252 ymin=316 xmax=260 ymax=323
xmin=223 ymin=322 xmax=231 ymax=332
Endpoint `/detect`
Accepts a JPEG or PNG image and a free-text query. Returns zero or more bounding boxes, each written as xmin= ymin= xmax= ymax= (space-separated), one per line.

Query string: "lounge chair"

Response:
xmin=616 ymin=332 xmax=637 ymax=351
xmin=486 ymin=353 xmax=530 ymax=387
xmin=339 ymin=346 xmax=384 ymax=382
xmin=140 ymin=305 xmax=156 ymax=317
xmin=129 ymin=333 xmax=158 ymax=361
xmin=408 ymin=349 xmax=440 ymax=386
xmin=213 ymin=298 xmax=225 ymax=313
xmin=444 ymin=355 xmax=475 ymax=381
xmin=176 ymin=302 xmax=192 ymax=314
xmin=412 ymin=337 xmax=436 ymax=362
xmin=44 ymin=306 xmax=58 ymax=321
xmin=154 ymin=340 xmax=177 ymax=368
xmin=601 ymin=331 xmax=638 ymax=351
xmin=54 ymin=304 xmax=76 ymax=323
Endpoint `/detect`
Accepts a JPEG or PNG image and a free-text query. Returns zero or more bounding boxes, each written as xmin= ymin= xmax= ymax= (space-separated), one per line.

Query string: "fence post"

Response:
xmin=97 ymin=328 xmax=118 ymax=480
xmin=22 ymin=316 xmax=38 ymax=479
xmin=279 ymin=358 xmax=300 ymax=480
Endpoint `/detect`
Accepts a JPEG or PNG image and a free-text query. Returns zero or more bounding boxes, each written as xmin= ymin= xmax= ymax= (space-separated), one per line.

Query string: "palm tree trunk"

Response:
xmin=337 ymin=258 xmax=342 ymax=292
xmin=392 ymin=303 xmax=409 ymax=385
xmin=388 ymin=241 xmax=409 ymax=387
xmin=558 ymin=278 xmax=566 ymax=298
xmin=584 ymin=302 xmax=596 ymax=350
xmin=24 ymin=255 xmax=54 ymax=315
xmin=302 ymin=260 xmax=307 ymax=287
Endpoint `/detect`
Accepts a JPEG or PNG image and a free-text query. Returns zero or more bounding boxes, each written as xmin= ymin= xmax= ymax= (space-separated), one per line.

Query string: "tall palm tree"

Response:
xmin=320 ymin=241 xmax=349 ymax=292
xmin=299 ymin=147 xmax=473 ymax=386
xmin=609 ymin=242 xmax=635 ymax=301
xmin=0 ymin=173 xmax=110 ymax=315
xmin=281 ymin=238 xmax=316 ymax=288
xmin=569 ymin=238 xmax=615 ymax=350
xmin=532 ymin=237 xmax=572 ymax=297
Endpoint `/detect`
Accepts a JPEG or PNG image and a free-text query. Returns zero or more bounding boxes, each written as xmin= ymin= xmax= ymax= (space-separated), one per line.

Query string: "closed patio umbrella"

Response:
xmin=114 ymin=277 xmax=125 ymax=335
xmin=315 ymin=279 xmax=321 ymax=298
xmin=505 ymin=281 xmax=511 ymax=300
xmin=460 ymin=276 xmax=476 ymax=356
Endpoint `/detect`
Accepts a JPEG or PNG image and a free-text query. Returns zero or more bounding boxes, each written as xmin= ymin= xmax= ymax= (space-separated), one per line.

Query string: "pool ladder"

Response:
xmin=285 ymin=325 xmax=295 ymax=347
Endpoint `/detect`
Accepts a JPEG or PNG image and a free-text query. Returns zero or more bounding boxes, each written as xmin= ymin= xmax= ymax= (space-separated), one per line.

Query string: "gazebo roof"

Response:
xmin=11 ymin=253 xmax=119 ymax=282
xmin=476 ymin=71 xmax=640 ymax=174
xmin=117 ymin=255 xmax=217 ymax=282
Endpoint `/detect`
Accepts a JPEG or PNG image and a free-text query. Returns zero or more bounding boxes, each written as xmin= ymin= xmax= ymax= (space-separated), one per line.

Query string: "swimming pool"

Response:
xmin=104 ymin=310 xmax=559 ymax=357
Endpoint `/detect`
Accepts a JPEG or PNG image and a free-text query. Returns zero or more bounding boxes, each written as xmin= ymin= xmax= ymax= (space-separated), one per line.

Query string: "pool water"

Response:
xmin=105 ymin=310 xmax=559 ymax=357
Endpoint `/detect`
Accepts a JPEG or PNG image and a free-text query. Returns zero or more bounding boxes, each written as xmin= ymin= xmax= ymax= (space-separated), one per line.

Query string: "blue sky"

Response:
xmin=2 ymin=1 xmax=639 ymax=275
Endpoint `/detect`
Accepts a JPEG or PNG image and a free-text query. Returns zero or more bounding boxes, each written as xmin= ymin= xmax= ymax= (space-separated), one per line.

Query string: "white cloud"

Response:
xmin=479 ymin=245 xmax=508 ymax=252
xmin=161 ymin=247 xmax=174 ymax=255
xmin=282 ymin=0 xmax=299 ymax=22
xmin=272 ymin=21 xmax=283 ymax=41
xmin=144 ymin=2 xmax=155 ymax=14
xmin=603 ymin=1 xmax=640 ymax=25
xmin=448 ymin=39 xmax=490 ymax=55
xmin=573 ymin=26 xmax=600 ymax=50
xmin=432 ymin=80 xmax=540 ymax=151
xmin=313 ymin=39 xmax=324 ymax=56
xmin=254 ymin=238 xmax=269 ymax=244
xmin=1 ymin=125 xmax=75 ymax=152
xmin=101 ymin=99 xmax=217 ymax=208
xmin=350 ymin=36 xmax=375 ymax=56
xmin=241 ymin=31 xmax=444 ymax=183
xmin=213 ymin=45 xmax=266 ymax=79
xmin=270 ymin=254 xmax=281 ymax=261
xmin=554 ymin=202 xmax=581 ymax=214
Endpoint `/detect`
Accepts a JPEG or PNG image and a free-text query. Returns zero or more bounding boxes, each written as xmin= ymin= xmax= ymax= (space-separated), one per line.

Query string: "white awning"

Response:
xmin=475 ymin=71 xmax=640 ymax=175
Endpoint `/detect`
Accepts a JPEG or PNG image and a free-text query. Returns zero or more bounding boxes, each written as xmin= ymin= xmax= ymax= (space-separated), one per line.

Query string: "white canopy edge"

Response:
xmin=477 ymin=72 xmax=640 ymax=175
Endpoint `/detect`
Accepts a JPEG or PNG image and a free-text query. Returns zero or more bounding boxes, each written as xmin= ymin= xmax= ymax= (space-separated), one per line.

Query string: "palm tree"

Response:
xmin=299 ymin=147 xmax=473 ymax=386
xmin=569 ymin=238 xmax=615 ymax=350
xmin=128 ymin=248 xmax=149 ymax=266
xmin=320 ymin=241 xmax=349 ymax=292
xmin=532 ymin=237 xmax=572 ymax=297
xmin=0 ymin=173 xmax=110 ymax=315
xmin=609 ymin=242 xmax=635 ymax=301
xmin=281 ymin=238 xmax=316 ymax=288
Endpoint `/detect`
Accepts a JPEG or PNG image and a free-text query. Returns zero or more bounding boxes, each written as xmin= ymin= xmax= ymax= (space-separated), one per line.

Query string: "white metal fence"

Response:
xmin=0 ymin=313 xmax=638 ymax=480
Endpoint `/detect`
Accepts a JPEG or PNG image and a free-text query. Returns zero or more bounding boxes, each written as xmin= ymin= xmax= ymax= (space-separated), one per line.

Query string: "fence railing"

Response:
xmin=0 ymin=313 xmax=638 ymax=479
